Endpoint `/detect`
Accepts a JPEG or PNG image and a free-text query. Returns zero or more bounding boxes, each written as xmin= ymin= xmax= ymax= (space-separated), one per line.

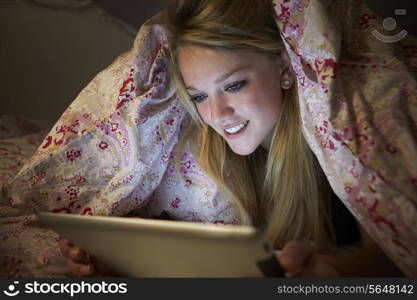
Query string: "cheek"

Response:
xmin=261 ymin=85 xmax=282 ymax=114
xmin=243 ymin=88 xmax=281 ymax=118
xmin=195 ymin=104 xmax=211 ymax=124
xmin=249 ymin=91 xmax=281 ymax=125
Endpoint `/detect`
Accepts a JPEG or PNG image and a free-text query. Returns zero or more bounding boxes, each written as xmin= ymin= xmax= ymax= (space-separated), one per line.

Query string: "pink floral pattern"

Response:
xmin=0 ymin=13 xmax=239 ymax=277
xmin=272 ymin=0 xmax=417 ymax=276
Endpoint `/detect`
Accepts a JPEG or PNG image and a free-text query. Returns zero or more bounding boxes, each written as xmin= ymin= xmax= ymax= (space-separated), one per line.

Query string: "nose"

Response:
xmin=210 ymin=95 xmax=234 ymax=126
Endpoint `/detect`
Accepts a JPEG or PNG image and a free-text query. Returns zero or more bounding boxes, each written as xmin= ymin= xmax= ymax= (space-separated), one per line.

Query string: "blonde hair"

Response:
xmin=167 ymin=0 xmax=335 ymax=250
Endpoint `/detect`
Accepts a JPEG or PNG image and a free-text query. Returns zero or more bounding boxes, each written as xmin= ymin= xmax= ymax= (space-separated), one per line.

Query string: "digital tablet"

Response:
xmin=39 ymin=212 xmax=283 ymax=277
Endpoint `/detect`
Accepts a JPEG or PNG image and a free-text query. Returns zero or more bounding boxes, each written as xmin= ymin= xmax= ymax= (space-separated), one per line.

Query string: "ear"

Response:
xmin=278 ymin=50 xmax=295 ymax=90
xmin=279 ymin=49 xmax=291 ymax=70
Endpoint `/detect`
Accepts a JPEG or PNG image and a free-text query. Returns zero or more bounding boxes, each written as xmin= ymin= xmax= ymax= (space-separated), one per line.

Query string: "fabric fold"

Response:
xmin=1 ymin=0 xmax=417 ymax=277
xmin=272 ymin=0 xmax=417 ymax=276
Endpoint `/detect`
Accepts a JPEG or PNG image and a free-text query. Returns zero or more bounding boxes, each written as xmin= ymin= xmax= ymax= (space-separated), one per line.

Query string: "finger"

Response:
xmin=297 ymin=254 xmax=341 ymax=278
xmin=66 ymin=258 xmax=94 ymax=277
xmin=58 ymin=238 xmax=72 ymax=258
xmin=90 ymin=257 xmax=115 ymax=277
xmin=68 ymin=247 xmax=90 ymax=262
xmin=276 ymin=240 xmax=315 ymax=277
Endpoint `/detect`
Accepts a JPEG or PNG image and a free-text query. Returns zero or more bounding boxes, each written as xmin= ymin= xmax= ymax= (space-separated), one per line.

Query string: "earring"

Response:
xmin=282 ymin=79 xmax=292 ymax=89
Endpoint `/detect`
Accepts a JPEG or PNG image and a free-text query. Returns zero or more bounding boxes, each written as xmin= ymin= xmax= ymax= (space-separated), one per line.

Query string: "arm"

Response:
xmin=319 ymin=224 xmax=404 ymax=277
xmin=276 ymin=222 xmax=404 ymax=277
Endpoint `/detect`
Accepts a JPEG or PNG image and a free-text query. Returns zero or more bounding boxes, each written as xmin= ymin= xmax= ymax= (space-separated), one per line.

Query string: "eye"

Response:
xmin=188 ymin=80 xmax=247 ymax=103
xmin=225 ymin=80 xmax=246 ymax=92
xmin=189 ymin=94 xmax=207 ymax=103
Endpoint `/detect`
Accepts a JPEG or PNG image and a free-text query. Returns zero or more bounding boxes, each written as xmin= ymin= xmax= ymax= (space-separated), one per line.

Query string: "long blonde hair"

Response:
xmin=167 ymin=0 xmax=335 ymax=250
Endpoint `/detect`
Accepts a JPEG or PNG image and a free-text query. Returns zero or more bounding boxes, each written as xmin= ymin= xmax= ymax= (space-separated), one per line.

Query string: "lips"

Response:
xmin=224 ymin=121 xmax=248 ymax=133
xmin=223 ymin=121 xmax=249 ymax=139
xmin=222 ymin=120 xmax=248 ymax=130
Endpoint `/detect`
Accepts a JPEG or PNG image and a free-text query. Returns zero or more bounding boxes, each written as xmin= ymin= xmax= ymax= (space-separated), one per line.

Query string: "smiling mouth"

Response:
xmin=223 ymin=121 xmax=249 ymax=137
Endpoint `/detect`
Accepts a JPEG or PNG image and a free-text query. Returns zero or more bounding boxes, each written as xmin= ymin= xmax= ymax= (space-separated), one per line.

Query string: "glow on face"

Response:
xmin=177 ymin=45 xmax=283 ymax=155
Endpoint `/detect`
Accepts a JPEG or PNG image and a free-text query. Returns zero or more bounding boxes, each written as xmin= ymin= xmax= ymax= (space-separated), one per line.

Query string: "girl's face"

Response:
xmin=177 ymin=45 xmax=284 ymax=155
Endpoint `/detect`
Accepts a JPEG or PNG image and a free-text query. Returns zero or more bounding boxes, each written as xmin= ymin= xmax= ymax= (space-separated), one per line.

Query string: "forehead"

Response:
xmin=177 ymin=45 xmax=274 ymax=84
xmin=179 ymin=45 xmax=262 ymax=64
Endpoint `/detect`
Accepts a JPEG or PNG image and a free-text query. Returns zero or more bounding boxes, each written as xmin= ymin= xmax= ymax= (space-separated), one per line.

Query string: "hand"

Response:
xmin=275 ymin=239 xmax=404 ymax=277
xmin=275 ymin=240 xmax=341 ymax=277
xmin=58 ymin=237 xmax=116 ymax=277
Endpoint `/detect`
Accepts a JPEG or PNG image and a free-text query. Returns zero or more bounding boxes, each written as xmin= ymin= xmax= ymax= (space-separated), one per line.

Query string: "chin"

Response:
xmin=228 ymin=143 xmax=257 ymax=156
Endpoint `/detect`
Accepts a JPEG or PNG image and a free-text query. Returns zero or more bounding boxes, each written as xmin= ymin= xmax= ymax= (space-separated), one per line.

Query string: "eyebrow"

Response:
xmin=185 ymin=66 xmax=249 ymax=91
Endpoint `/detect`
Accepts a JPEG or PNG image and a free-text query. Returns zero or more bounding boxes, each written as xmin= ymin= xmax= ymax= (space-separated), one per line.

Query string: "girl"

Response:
xmin=61 ymin=0 xmax=411 ymax=277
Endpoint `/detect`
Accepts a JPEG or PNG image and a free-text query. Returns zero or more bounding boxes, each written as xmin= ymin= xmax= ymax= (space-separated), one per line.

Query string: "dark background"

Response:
xmin=95 ymin=0 xmax=417 ymax=36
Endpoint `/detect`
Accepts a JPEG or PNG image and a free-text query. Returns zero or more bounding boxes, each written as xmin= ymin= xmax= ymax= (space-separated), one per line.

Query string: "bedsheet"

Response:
xmin=1 ymin=0 xmax=417 ymax=277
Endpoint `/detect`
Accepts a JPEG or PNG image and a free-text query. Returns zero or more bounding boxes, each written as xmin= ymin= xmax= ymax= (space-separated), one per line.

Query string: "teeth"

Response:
xmin=225 ymin=121 xmax=248 ymax=134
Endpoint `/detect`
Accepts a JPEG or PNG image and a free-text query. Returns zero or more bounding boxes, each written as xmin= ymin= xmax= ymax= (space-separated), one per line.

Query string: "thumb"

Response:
xmin=276 ymin=240 xmax=315 ymax=277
